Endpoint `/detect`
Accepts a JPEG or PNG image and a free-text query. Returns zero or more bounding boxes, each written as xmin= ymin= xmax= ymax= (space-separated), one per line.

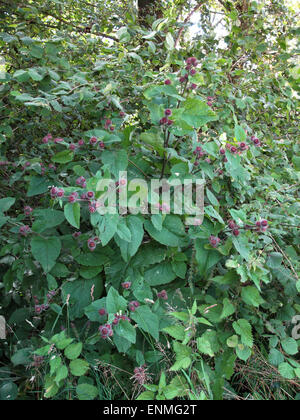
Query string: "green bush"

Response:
xmin=0 ymin=0 xmax=299 ymax=401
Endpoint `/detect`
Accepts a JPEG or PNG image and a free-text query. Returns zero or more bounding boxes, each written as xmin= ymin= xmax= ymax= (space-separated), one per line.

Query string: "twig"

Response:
xmin=268 ymin=233 xmax=299 ymax=281
xmin=174 ymin=1 xmax=206 ymax=48
xmin=128 ymin=159 xmax=149 ymax=179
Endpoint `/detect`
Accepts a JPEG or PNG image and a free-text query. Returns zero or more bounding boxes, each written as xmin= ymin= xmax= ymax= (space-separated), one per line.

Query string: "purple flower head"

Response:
xmin=157 ymin=290 xmax=168 ymax=300
xmin=19 ymin=225 xmax=31 ymax=237
xmin=209 ymin=235 xmax=221 ymax=248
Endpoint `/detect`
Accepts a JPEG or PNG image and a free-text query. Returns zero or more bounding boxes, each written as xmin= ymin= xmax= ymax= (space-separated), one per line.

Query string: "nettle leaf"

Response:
xmin=163 ymin=325 xmax=185 ymax=341
xmin=241 ymin=286 xmax=264 ymax=307
xmin=233 ymin=319 xmax=253 ymax=348
xmin=64 ymin=203 xmax=80 ymax=229
xmin=197 ymin=336 xmax=215 ymax=357
xmin=31 ymin=236 xmax=61 ymax=273
xmin=170 ymin=341 xmax=192 ymax=371
xmin=131 ymin=305 xmax=159 ymax=340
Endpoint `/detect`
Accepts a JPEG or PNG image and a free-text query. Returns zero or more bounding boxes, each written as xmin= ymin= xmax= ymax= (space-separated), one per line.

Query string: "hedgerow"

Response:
xmin=0 ymin=0 xmax=299 ymax=401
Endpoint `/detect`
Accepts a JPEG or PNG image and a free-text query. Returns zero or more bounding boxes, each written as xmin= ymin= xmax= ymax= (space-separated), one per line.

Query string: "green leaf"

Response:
xmin=137 ymin=391 xmax=155 ymax=400
xmin=30 ymin=236 xmax=61 ymax=273
xmin=165 ymin=32 xmax=174 ymax=50
xmin=170 ymin=341 xmax=192 ymax=371
xmin=205 ymin=205 xmax=225 ymax=224
xmin=32 ymin=209 xmax=65 ymax=233
xmin=101 ymin=149 xmax=128 ymax=178
xmin=44 ymin=376 xmax=59 ymax=398
xmin=241 ymin=286 xmax=264 ymax=307
xmin=27 ymin=176 xmax=49 ymax=197
xmin=144 ymin=215 xmax=187 ymax=247
xmin=115 ymin=320 xmax=136 ymax=344
xmin=281 ymin=338 xmax=298 ymax=356
xmin=233 ymin=319 xmax=253 ymax=348
xmin=232 ymin=236 xmax=251 ymax=260
xmin=76 ymin=383 xmax=98 ymax=400
xmin=62 ymin=278 xmax=103 ymax=320
xmin=227 ymin=335 xmax=239 ymax=348
xmin=145 ymin=262 xmax=176 ymax=286
xmin=106 ymin=287 xmax=127 ymax=314
xmin=236 ymin=344 xmax=252 ymax=362
xmin=70 ymin=359 xmax=89 ymax=376
xmin=50 ymin=356 xmax=62 ymax=376
xmin=11 ymin=348 xmax=31 ymax=366
xmin=234 ymin=125 xmax=246 ymax=142
xmin=113 ymin=333 xmax=132 ymax=353
xmin=0 ymin=197 xmax=15 ymax=213
xmin=197 ymin=336 xmax=215 ymax=357
xmin=278 ymin=363 xmax=295 ymax=380
xmin=75 ymin=250 xmax=109 ymax=267
xmin=98 ymin=214 xmax=118 ymax=246
xmin=268 ymin=349 xmax=284 ymax=367
xmin=181 ymin=98 xmax=218 ymax=128
xmin=131 ymin=305 xmax=159 ymax=340
xmin=64 ymin=203 xmax=80 ymax=229
xmin=151 ymin=214 xmax=163 ymax=231
xmin=163 ymin=325 xmax=185 ymax=341
xmin=115 ymin=217 xmax=132 ymax=242
xmin=115 ymin=216 xmax=144 ymax=262
xmin=64 ymin=342 xmax=83 ymax=360
xmin=0 ymin=382 xmax=18 ymax=400
xmin=55 ymin=365 xmax=68 ymax=384
xmin=267 ymin=252 xmax=283 ymax=269
xmin=52 ymin=150 xmax=74 ymax=164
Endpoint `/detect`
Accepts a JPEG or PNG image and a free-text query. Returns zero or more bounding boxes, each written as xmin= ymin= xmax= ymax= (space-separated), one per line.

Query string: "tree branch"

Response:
xmin=175 ymin=1 xmax=206 ymax=48
xmin=40 ymin=12 xmax=119 ymax=42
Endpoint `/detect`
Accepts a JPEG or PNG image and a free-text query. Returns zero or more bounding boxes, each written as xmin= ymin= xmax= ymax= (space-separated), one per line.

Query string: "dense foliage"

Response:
xmin=0 ymin=0 xmax=299 ymax=401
